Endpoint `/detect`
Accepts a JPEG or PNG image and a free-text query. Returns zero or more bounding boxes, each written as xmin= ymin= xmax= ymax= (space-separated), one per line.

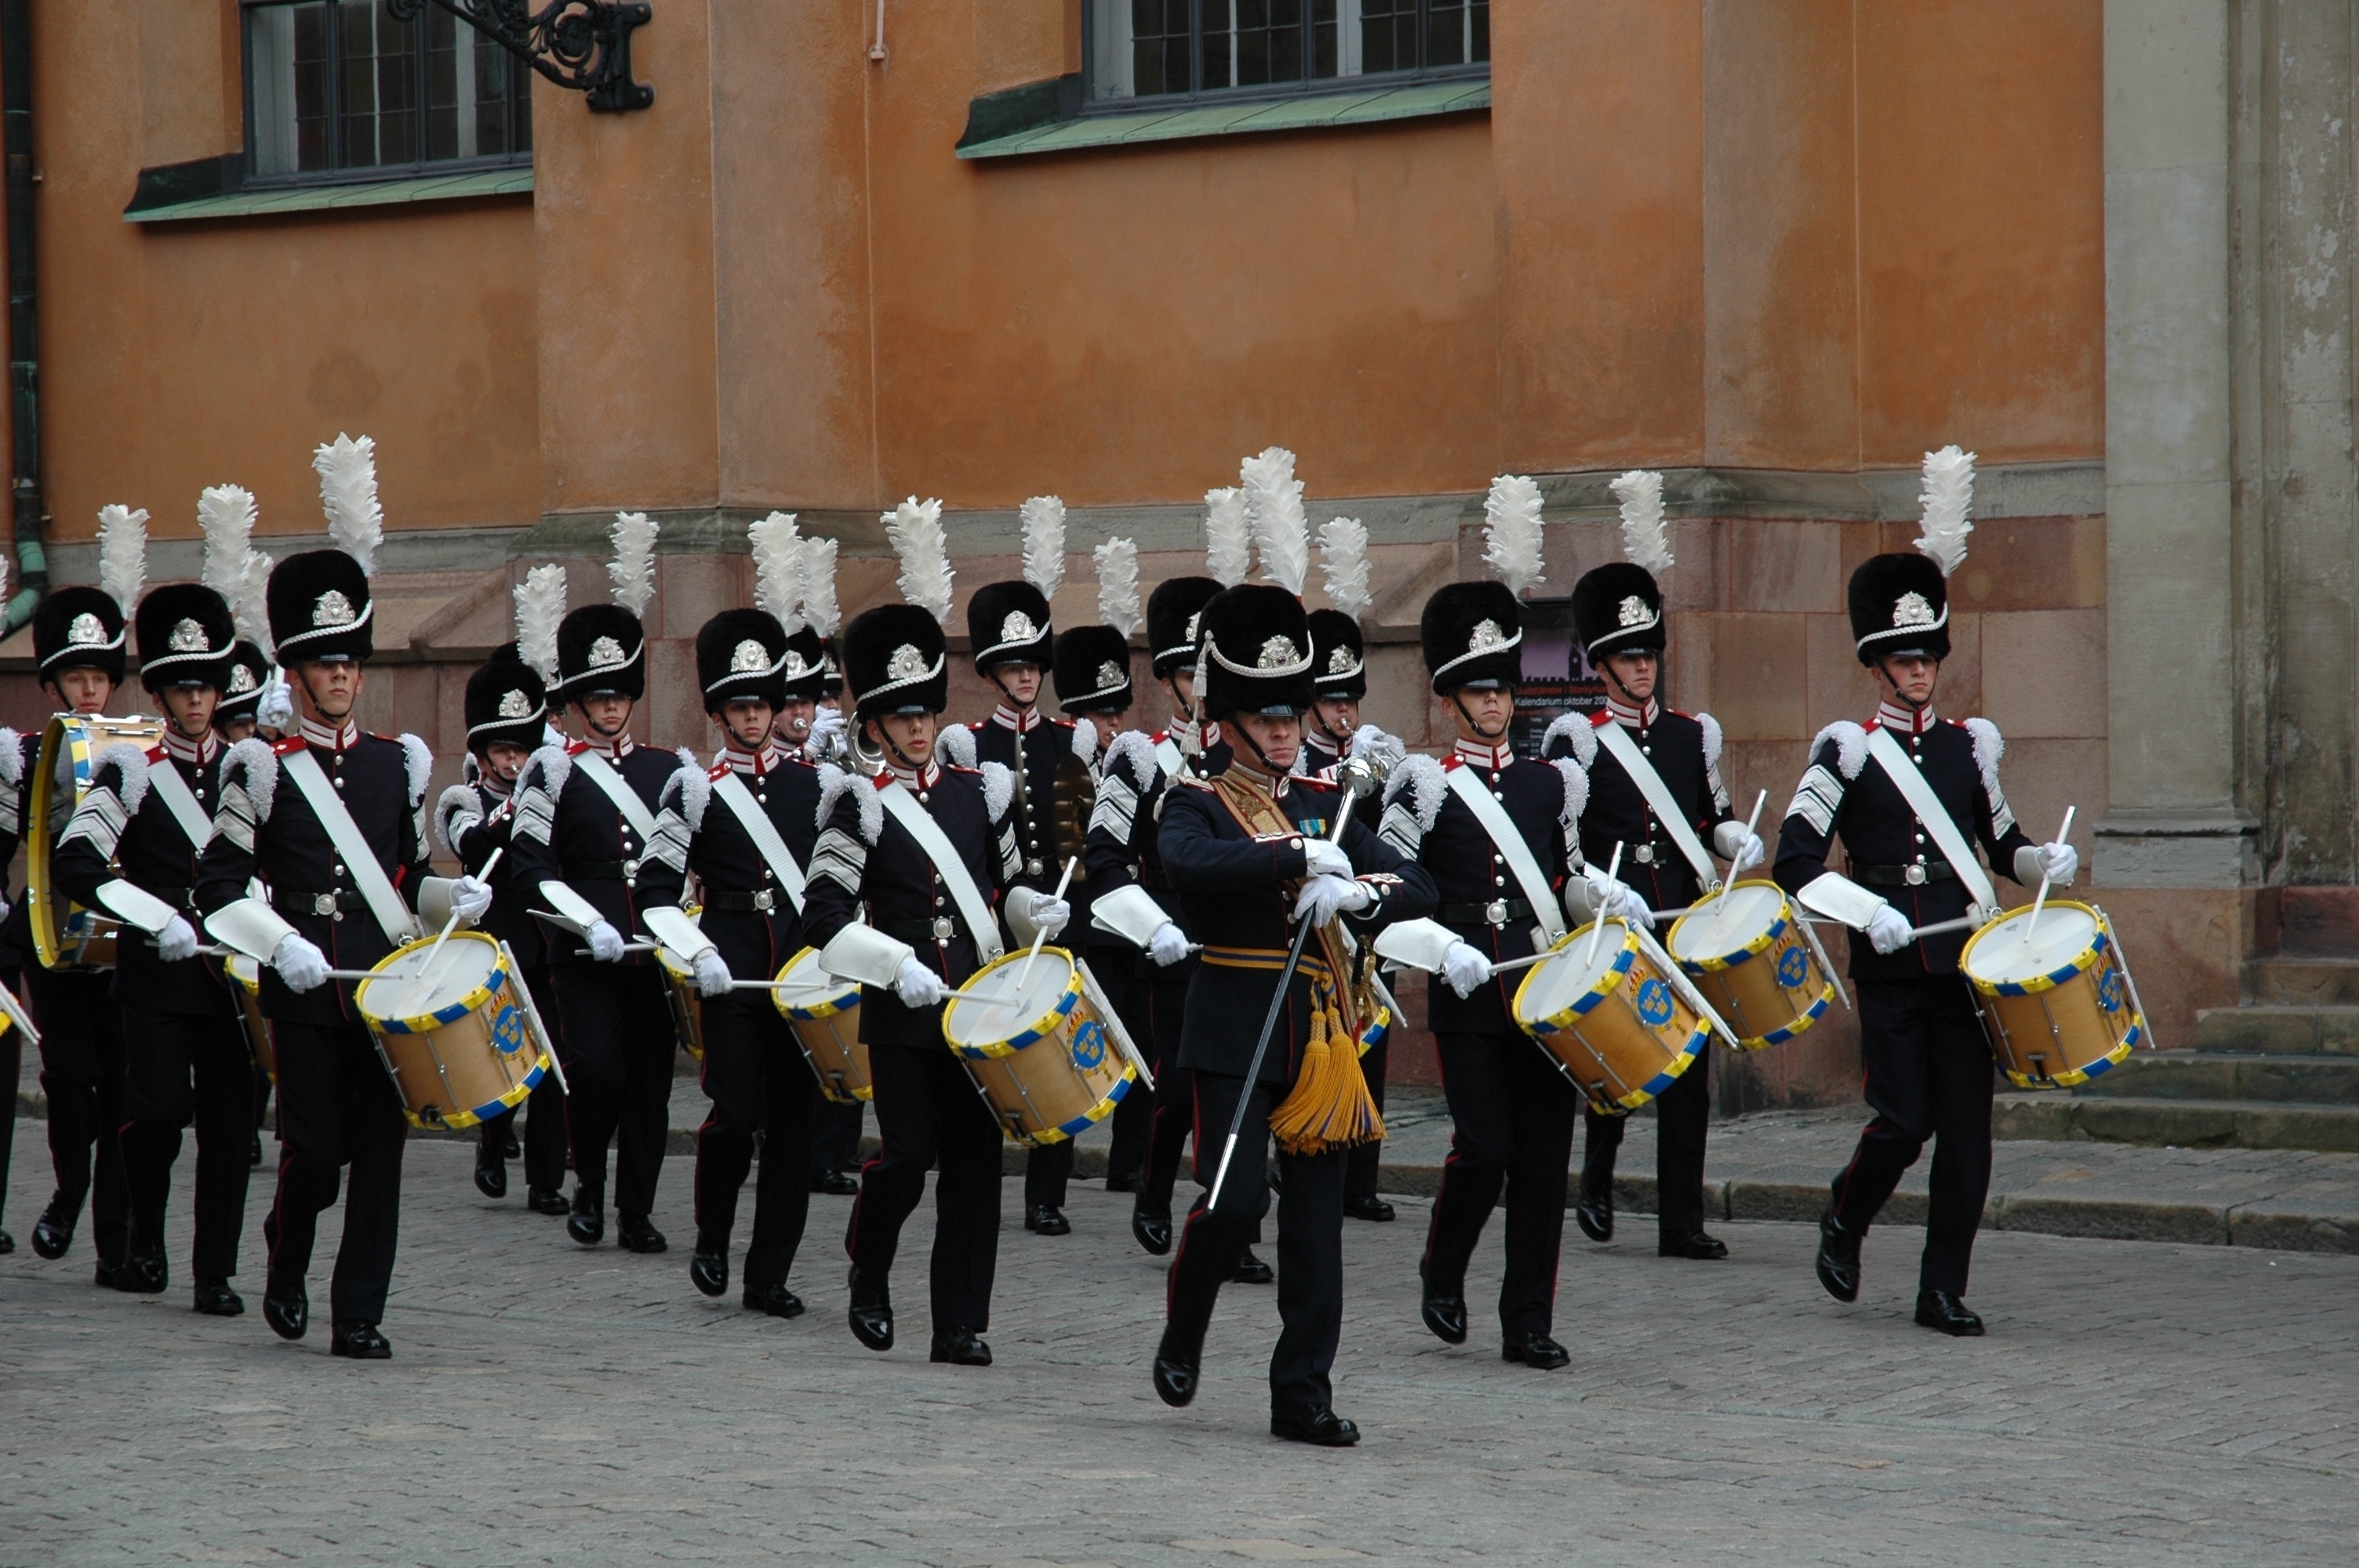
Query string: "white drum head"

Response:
xmin=1666 ymin=884 xmax=1784 ymax=962
xmin=358 ymin=934 xmax=500 ymax=1019
xmin=944 ymin=951 xmax=1075 ymax=1047
xmin=1965 ymin=905 xmax=2101 ymax=985
xmin=776 ymin=946 xmax=855 ymax=1009
xmin=1514 ymin=926 xmax=1627 ymax=1025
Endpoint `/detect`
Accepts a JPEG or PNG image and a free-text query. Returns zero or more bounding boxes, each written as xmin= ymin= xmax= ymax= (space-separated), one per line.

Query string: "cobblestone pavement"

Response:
xmin=4 ymin=1136 xmax=2357 ymax=1566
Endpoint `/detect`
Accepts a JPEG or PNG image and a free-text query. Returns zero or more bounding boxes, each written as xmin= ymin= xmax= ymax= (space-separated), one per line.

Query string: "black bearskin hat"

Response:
xmin=820 ymin=637 xmax=845 ymax=699
xmin=1146 ymin=575 xmax=1221 ymax=680
xmin=214 ymin=640 xmax=271 ymax=725
xmin=1848 ymin=553 xmax=1951 ymax=665
xmin=1420 ymin=581 xmax=1525 ymax=694
xmin=696 ymin=608 xmax=790 ymax=713
xmin=966 ymin=580 xmax=1054 ymax=672
xmin=1571 ymin=562 xmax=1666 ymax=662
xmin=1198 ymin=585 xmax=1315 ymax=720
xmin=465 ymin=644 xmax=547 ymax=757
xmin=34 ymin=586 xmax=128 ymax=685
xmin=134 ymin=583 xmax=238 ymax=694
xmin=1307 ymin=608 xmax=1367 ymax=702
xmin=845 ymin=604 xmax=949 ymax=720
xmin=1053 ymin=625 xmax=1133 ymax=715
xmin=780 ymin=626 xmax=830 ymax=703
xmin=553 ymin=604 xmax=646 ymax=704
xmin=267 ymin=549 xmax=373 ymax=664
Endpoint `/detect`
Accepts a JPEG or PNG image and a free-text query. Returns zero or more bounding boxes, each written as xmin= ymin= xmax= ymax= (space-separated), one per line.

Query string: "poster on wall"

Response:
xmin=1509 ymin=597 xmax=1606 ymax=757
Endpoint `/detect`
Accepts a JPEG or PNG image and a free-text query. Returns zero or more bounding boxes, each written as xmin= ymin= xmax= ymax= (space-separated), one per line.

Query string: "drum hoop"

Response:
xmin=1961 ymin=900 xmax=2107 ymax=997
xmin=358 ymin=931 xmax=507 ymax=1033
xmin=1027 ymin=1063 xmax=1139 ymax=1145
xmin=942 ymin=949 xmax=1082 ymax=1058
xmin=1608 ymin=1023 xmax=1708 ymax=1110
xmin=1750 ymin=983 xmax=1836 ymax=1049
xmin=773 ymin=949 xmax=858 ymax=1019
xmin=1510 ymin=927 xmax=1637 ymax=1030
xmin=29 ymin=713 xmax=166 ymax=969
xmin=1666 ymin=881 xmax=1790 ymax=971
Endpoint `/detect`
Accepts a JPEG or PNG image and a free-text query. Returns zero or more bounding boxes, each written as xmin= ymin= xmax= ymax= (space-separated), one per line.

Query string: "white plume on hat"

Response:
xmin=514 ymin=564 xmax=566 ymax=684
xmin=1482 ymin=474 xmax=1547 ymax=595
xmin=750 ymin=511 xmax=801 ymax=630
xmin=199 ymin=484 xmax=274 ymax=649
xmin=313 ymin=433 xmax=383 ymax=576
xmin=1239 ymin=445 xmax=1309 ymax=597
xmin=1205 ymin=486 xmax=1252 ymax=588
xmin=1609 ymin=470 xmax=1674 ymax=575
xmin=1319 ymin=517 xmax=1372 ymax=622
xmin=96 ymin=504 xmax=147 ymax=615
xmin=799 ymin=536 xmax=841 ymax=638
xmin=1915 ymin=445 xmax=1976 ymax=577
xmin=608 ymin=511 xmax=659 ymax=618
xmin=1095 ymin=536 xmax=1140 ymax=640
xmin=885 ymin=497 xmax=954 ymax=624
xmin=1020 ymin=495 xmax=1066 ymax=601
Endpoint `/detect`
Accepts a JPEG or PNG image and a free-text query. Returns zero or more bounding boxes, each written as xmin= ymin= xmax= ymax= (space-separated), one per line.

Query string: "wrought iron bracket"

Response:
xmin=387 ymin=0 xmax=652 ymax=114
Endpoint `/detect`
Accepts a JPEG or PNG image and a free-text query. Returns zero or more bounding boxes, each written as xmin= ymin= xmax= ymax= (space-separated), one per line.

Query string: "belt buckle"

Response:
xmin=311 ymin=894 xmax=337 ymax=916
xmin=1025 ymin=858 xmax=1045 ymax=879
xmin=931 ymin=916 xmax=955 ymax=942
xmin=622 ymin=858 xmax=640 ymax=887
xmin=1904 ymin=863 xmax=1926 ymax=886
xmin=1634 ymin=845 xmax=1656 ymax=865
xmin=1483 ymin=900 xmax=1509 ymax=926
xmin=751 ymin=889 xmax=774 ymax=913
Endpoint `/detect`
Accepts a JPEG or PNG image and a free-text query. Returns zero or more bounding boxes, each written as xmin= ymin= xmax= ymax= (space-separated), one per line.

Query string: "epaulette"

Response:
xmin=270 ymin=735 xmax=307 ymax=756
xmin=1292 ymin=773 xmax=1341 ymax=793
xmin=943 ymin=763 xmax=982 ymax=776
xmin=144 ymin=744 xmax=169 ymax=764
xmin=707 ymin=760 xmax=731 ymax=781
xmin=565 ymin=738 xmax=591 ymax=755
xmin=1176 ymin=774 xmax=1216 ymax=793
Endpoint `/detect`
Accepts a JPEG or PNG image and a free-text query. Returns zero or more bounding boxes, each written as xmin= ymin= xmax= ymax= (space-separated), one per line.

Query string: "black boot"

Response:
xmin=1419 ymin=1267 xmax=1468 ymax=1346
xmin=262 ymin=1272 xmax=308 ymax=1341
xmin=114 ymin=1247 xmax=169 ymax=1294
xmin=616 ymin=1213 xmax=667 ymax=1254
xmin=1024 ymin=1204 xmax=1070 ymax=1236
xmin=192 ymin=1279 xmax=245 ymax=1317
xmin=1502 ymin=1331 xmax=1570 ymax=1370
xmin=527 ymin=1185 xmax=570 ymax=1216
xmin=1153 ymin=1316 xmax=1205 ymax=1407
xmin=474 ymin=1142 xmax=507 ymax=1200
xmin=329 ymin=1320 xmax=392 ymax=1359
xmin=1343 ymin=1195 xmax=1395 ymax=1222
xmin=31 ymin=1192 xmax=77 ymax=1259
xmin=847 ymin=1265 xmax=893 ymax=1352
xmin=1659 ymin=1229 xmax=1728 ymax=1261
xmin=1270 ymin=1405 xmax=1360 ymax=1446
xmin=1914 ymin=1290 xmax=1985 ymax=1337
xmin=566 ymin=1184 xmax=604 ymax=1246
xmin=929 ymin=1327 xmax=992 ymax=1366
xmin=1815 ymin=1207 xmax=1862 ymax=1304
xmin=1131 ymin=1199 xmax=1173 ymax=1257
xmin=1574 ymin=1171 xmax=1613 ymax=1243
xmin=743 ymin=1283 xmax=806 ymax=1319
xmin=1231 ymin=1247 xmax=1274 ymax=1284
xmin=690 ymin=1246 xmax=729 ymax=1298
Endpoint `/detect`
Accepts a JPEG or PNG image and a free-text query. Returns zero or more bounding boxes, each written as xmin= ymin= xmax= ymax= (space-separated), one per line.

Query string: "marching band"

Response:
xmin=0 ymin=435 xmax=2110 ymax=1439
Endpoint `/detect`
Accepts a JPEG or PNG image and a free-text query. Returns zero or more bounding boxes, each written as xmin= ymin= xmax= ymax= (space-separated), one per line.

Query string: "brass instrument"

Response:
xmin=1052 ymin=746 xmax=1096 ymax=870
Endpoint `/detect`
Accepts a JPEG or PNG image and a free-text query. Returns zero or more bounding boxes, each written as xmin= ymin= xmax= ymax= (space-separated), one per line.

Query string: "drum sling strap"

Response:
xmin=877 ymin=780 xmax=1006 ymax=964
xmin=1442 ymin=763 xmax=1568 ymax=946
xmin=1864 ymin=726 xmax=1999 ymax=921
xmin=710 ymin=771 xmax=808 ymax=914
xmin=1592 ymin=720 xmax=1721 ymax=891
xmin=573 ymin=750 xmax=660 ymax=842
xmin=280 ymin=750 xmax=419 ymax=947
xmin=145 ymin=757 xmax=216 ymax=851
xmin=1154 ymin=736 xmax=1183 ymax=781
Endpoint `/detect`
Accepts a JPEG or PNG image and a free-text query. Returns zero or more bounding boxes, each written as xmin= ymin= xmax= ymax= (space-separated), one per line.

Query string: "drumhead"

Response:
xmin=1963 ymin=904 xmax=2102 ymax=985
xmin=1513 ymin=925 xmax=1629 ymax=1025
xmin=943 ymin=949 xmax=1076 ymax=1047
xmin=1666 ymin=883 xmax=1784 ymax=962
xmin=226 ymin=953 xmax=260 ymax=993
xmin=775 ymin=946 xmax=857 ymax=1013
xmin=356 ymin=931 xmax=502 ymax=1022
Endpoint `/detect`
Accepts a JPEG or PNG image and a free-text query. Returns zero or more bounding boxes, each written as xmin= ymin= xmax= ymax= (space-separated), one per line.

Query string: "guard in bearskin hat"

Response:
xmin=1299 ymin=608 xmax=1366 ymax=775
xmin=196 ymin=435 xmax=489 ymax=1359
xmin=636 ymin=607 xmax=828 ymax=1319
xmin=52 ymin=577 xmax=253 ymax=1312
xmin=213 ymin=641 xmax=273 ymax=743
xmin=799 ymin=499 xmax=1070 ymax=1367
xmin=1150 ymin=578 xmax=1435 ymax=1446
xmin=503 ymin=515 xmax=685 ymax=1256
xmin=1772 ymin=448 xmax=2074 ymax=1338
xmin=1547 ymin=473 xmax=1761 ymax=1265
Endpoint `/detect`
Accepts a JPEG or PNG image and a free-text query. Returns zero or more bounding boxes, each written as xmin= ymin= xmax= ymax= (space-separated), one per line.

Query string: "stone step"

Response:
xmin=2195 ymin=1006 xmax=2359 ymax=1054
xmin=2070 ymin=1051 xmax=2359 ymax=1102
xmin=2248 ymin=956 xmax=2359 ymax=1007
xmin=1994 ymin=1094 xmax=2359 ymax=1153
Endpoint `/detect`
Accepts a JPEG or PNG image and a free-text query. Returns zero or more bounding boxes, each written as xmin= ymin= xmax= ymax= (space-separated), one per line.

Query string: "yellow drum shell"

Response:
xmin=27 ymin=713 xmax=167 ymax=969
xmin=940 ymin=947 xmax=1137 ymax=1146
xmin=226 ymin=952 xmax=276 ymax=1085
xmin=354 ymin=932 xmax=551 ymax=1131
xmin=1665 ymin=881 xmax=1836 ymax=1053
xmin=1511 ymin=920 xmax=1707 ymax=1114
xmin=657 ymin=942 xmax=705 ymax=1062
xmin=1962 ymin=901 xmax=2145 ymax=1090
xmin=772 ymin=946 xmax=872 ymax=1104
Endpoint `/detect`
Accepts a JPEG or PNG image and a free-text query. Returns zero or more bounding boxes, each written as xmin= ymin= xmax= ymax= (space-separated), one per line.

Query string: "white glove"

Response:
xmin=272 ymin=932 xmax=329 ymax=993
xmin=893 ymin=955 xmax=947 ymax=1009
xmin=585 ymin=920 xmax=627 ymax=964
xmin=806 ymin=706 xmax=846 ymax=758
xmin=255 ymin=675 xmax=296 ymax=731
xmin=1347 ymin=724 xmax=1407 ymax=771
xmin=1726 ymin=831 xmax=1766 ymax=877
xmin=0 ymin=897 xmax=13 ymax=927
xmin=1293 ymin=874 xmax=1372 ymax=927
xmin=2030 ymin=840 xmax=2079 ymax=887
xmin=1145 ymin=921 xmax=1191 ymax=967
xmin=1589 ymin=872 xmax=1654 ymax=931
xmin=1441 ymin=941 xmax=1494 ymax=1000
xmin=1303 ymin=839 xmax=1354 ymax=878
xmin=156 ymin=914 xmax=199 ymax=964
xmin=1030 ymin=896 xmax=1070 ymax=942
xmin=693 ymin=949 xmax=735 ymax=998
xmin=1866 ymin=902 xmax=1914 ymax=956
xmin=449 ymin=875 xmax=495 ymax=924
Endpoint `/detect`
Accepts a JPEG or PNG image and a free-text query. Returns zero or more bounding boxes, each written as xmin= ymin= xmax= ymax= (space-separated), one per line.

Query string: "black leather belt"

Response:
xmin=562 ymin=859 xmax=636 ymax=882
xmin=707 ymin=889 xmax=783 ymax=913
xmin=1438 ymin=897 xmax=1536 ymax=927
xmin=279 ymin=888 xmax=367 ymax=916
xmin=879 ymin=915 xmax=965 ymax=945
xmin=1854 ymin=862 xmax=1957 ymax=887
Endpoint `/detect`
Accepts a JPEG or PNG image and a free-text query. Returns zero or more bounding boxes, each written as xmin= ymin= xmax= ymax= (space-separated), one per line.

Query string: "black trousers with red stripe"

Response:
xmin=694 ymin=998 xmax=816 ymax=1290
xmin=1581 ymin=1035 xmax=1714 ymax=1235
xmin=1130 ymin=963 xmax=1197 ymax=1210
xmin=118 ymin=1004 xmax=254 ymax=1282
xmin=1830 ymin=977 xmax=1994 ymax=1296
xmin=554 ymin=964 xmax=674 ymax=1218
xmin=27 ymin=965 xmax=129 ymax=1264
xmin=848 ymin=1042 xmax=1003 ymax=1335
xmin=264 ymin=1022 xmax=408 ymax=1324
xmin=1422 ymin=1031 xmax=1579 ymax=1338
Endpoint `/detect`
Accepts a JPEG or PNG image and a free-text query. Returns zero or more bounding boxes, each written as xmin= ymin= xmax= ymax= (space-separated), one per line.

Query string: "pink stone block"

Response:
xmin=1982 ymin=608 xmax=2106 ymax=739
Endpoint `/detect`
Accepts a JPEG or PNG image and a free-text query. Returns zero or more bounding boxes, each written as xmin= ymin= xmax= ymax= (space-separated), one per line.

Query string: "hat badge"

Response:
xmin=730 ymin=637 xmax=769 ymax=674
xmin=886 ymin=643 xmax=930 ymax=684
xmin=67 ymin=611 xmax=106 ymax=646
xmin=783 ymin=648 xmax=809 ymax=679
xmin=1467 ymin=617 xmax=1507 ymax=654
xmin=588 ymin=634 xmax=627 ymax=668
xmin=1616 ymin=595 xmax=1651 ymax=629
xmin=1183 ymin=612 xmax=1201 ymax=643
xmin=227 ymin=663 xmax=257 ymax=695
xmin=313 ymin=589 xmax=356 ymax=627
xmin=1326 ymin=645 xmax=1357 ymax=675
xmin=1096 ymin=659 xmax=1125 ymax=688
xmin=168 ymin=617 xmax=209 ymax=653
xmin=498 ymin=688 xmax=533 ymax=719
xmin=1892 ymin=590 xmax=1936 ymax=627
xmin=999 ymin=610 xmax=1038 ymax=645
xmin=1256 ymin=634 xmax=1300 ymax=670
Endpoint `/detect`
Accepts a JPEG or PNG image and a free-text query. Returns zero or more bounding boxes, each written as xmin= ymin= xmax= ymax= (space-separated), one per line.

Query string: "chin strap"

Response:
xmin=1872 ymin=661 xmax=1933 ymax=713
xmin=870 ymin=720 xmax=927 ymax=775
xmin=1448 ymin=691 xmax=1511 ymax=744
xmin=1224 ymin=720 xmax=1287 ymax=779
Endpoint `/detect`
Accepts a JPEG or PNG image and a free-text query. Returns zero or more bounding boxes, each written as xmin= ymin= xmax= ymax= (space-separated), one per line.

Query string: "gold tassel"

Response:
xmin=1270 ymin=982 xmax=1386 ymax=1156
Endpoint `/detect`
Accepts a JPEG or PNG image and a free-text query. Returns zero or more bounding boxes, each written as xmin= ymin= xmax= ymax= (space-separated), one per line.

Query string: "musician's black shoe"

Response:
xmin=1104 ymin=1171 xmax=1141 ymax=1194
xmin=0 ymin=1228 xmax=13 ymax=1255
xmin=262 ymin=1276 xmax=308 ymax=1341
xmin=929 ymin=1327 xmax=992 ymax=1367
xmin=192 ymin=1279 xmax=245 ymax=1317
xmin=1131 ymin=1200 xmax=1173 ymax=1257
xmin=1232 ymin=1247 xmax=1274 ymax=1285
xmin=93 ymin=1258 xmax=122 ymax=1290
xmin=474 ymin=1145 xmax=507 ymax=1200
xmin=1152 ymin=1323 xmax=1203 ymax=1408
xmin=743 ymin=1284 xmax=806 ymax=1319
xmin=1574 ymin=1172 xmax=1613 ymax=1243
xmin=527 ymin=1185 xmax=570 ymax=1216
xmin=1914 ymin=1290 xmax=1986 ymax=1338
xmin=1419 ymin=1269 xmax=1468 ymax=1346
xmin=1502 ymin=1332 xmax=1571 ymax=1370
xmin=114 ymin=1248 xmax=169 ymax=1294
xmin=502 ymin=1127 xmax=522 ymax=1160
xmin=31 ymin=1194 xmax=76 ymax=1259
xmin=1815 ymin=1208 xmax=1862 ymax=1304
xmin=329 ymin=1320 xmax=392 ymax=1360
xmin=847 ymin=1266 xmax=893 ymax=1352
xmin=1024 ymin=1204 xmax=1071 ymax=1236
xmin=616 ymin=1214 xmax=667 ymax=1254
xmin=1270 ymin=1404 xmax=1360 ymax=1447
xmin=566 ymin=1185 xmax=603 ymax=1246
xmin=690 ymin=1247 xmax=729 ymax=1298
xmin=809 ymin=1170 xmax=859 ymax=1196
xmin=1659 ymin=1229 xmax=1728 ymax=1261
xmin=1344 ymin=1196 xmax=1396 ymax=1223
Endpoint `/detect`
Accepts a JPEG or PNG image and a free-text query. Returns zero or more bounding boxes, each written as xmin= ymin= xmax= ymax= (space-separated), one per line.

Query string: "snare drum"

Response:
xmin=1511 ymin=919 xmax=1709 ymax=1112
xmin=657 ymin=943 xmax=706 ymax=1062
xmin=225 ymin=952 xmax=276 ymax=1084
xmin=940 ymin=946 xmax=1137 ymax=1145
xmin=1665 ymin=881 xmax=1836 ymax=1051
xmin=26 ymin=713 xmax=166 ymax=968
xmin=1961 ymin=901 xmax=2146 ymax=1089
xmin=772 ymin=945 xmax=871 ymax=1103
xmin=354 ymin=931 xmax=553 ymax=1131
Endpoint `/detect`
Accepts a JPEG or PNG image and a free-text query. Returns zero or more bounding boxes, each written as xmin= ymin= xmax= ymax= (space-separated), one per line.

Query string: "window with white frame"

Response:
xmin=243 ymin=1 xmax=533 ymax=182
xmin=1088 ymin=0 xmax=1488 ymax=104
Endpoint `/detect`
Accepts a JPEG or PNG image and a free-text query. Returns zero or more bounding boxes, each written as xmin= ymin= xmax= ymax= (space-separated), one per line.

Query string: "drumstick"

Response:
xmin=1014 ymin=856 xmax=1079 ymax=992
xmin=1582 ymin=842 xmax=1623 ymax=969
xmin=1903 ymin=914 xmax=1982 ymax=942
xmin=2022 ymin=805 xmax=2075 ymax=946
xmin=405 ymin=847 xmax=503 ymax=1009
xmin=1707 ymin=792 xmax=1768 ymax=946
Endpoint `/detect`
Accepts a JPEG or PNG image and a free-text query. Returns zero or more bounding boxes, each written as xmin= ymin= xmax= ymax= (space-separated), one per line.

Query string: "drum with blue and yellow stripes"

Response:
xmin=1510 ymin=918 xmax=1708 ymax=1114
xmin=940 ymin=946 xmax=1137 ymax=1146
xmin=354 ymin=931 xmax=552 ymax=1131
xmin=1665 ymin=880 xmax=1836 ymax=1052
xmin=1962 ymin=901 xmax=2145 ymax=1089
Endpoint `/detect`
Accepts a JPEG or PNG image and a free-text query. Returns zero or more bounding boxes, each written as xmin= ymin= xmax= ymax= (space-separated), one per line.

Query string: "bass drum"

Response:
xmin=26 ymin=713 xmax=166 ymax=968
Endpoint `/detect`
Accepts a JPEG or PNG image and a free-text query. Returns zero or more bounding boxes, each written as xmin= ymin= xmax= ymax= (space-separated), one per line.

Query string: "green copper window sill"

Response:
xmin=125 ymin=167 xmax=533 ymax=224
xmin=957 ymin=78 xmax=1490 ymax=162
